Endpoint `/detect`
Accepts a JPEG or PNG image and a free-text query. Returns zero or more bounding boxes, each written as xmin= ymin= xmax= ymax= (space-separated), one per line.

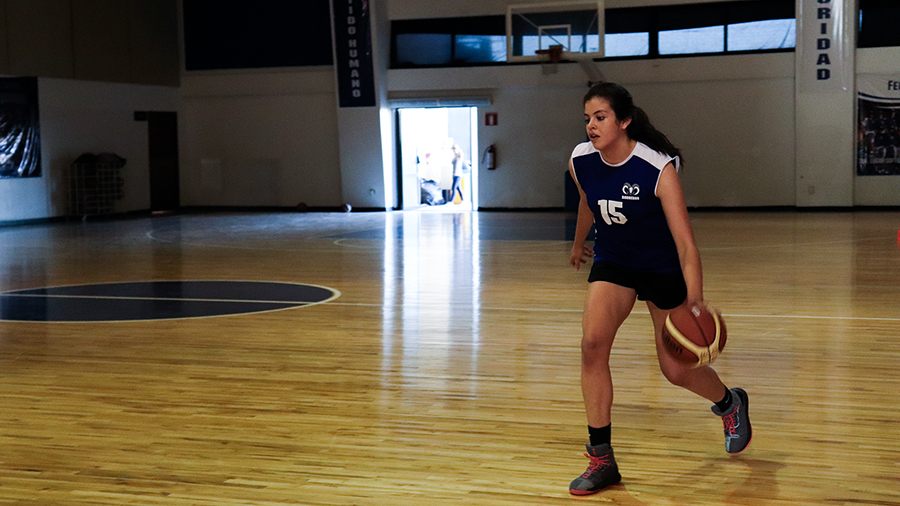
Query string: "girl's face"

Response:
xmin=583 ymin=97 xmax=631 ymax=153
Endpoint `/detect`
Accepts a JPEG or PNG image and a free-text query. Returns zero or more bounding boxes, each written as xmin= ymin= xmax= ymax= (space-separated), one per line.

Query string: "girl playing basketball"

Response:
xmin=567 ymin=82 xmax=751 ymax=495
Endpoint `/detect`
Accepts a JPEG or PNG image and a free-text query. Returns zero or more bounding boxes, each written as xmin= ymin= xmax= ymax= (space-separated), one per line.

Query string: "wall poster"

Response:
xmin=798 ymin=0 xmax=852 ymax=93
xmin=857 ymin=76 xmax=900 ymax=176
xmin=0 ymin=77 xmax=41 ymax=178
xmin=332 ymin=0 xmax=376 ymax=108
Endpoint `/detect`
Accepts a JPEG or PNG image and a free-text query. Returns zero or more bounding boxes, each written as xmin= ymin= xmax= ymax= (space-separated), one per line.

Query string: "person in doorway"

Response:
xmin=566 ymin=82 xmax=751 ymax=495
xmin=449 ymin=144 xmax=465 ymax=204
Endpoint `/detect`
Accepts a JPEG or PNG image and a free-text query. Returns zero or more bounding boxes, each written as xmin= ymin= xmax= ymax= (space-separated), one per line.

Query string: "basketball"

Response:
xmin=661 ymin=304 xmax=727 ymax=368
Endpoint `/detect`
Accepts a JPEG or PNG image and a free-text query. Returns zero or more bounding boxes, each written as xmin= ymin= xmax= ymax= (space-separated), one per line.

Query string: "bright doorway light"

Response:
xmin=397 ymin=107 xmax=478 ymax=211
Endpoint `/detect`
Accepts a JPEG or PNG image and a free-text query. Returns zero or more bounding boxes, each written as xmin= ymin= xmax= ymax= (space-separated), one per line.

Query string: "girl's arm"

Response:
xmin=569 ymin=159 xmax=595 ymax=271
xmin=657 ymin=163 xmax=703 ymax=304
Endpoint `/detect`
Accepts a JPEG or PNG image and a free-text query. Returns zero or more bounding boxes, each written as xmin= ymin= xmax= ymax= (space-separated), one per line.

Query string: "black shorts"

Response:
xmin=587 ymin=261 xmax=687 ymax=310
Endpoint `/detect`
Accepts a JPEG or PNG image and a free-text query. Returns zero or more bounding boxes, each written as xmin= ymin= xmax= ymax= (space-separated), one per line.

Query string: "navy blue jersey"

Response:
xmin=571 ymin=141 xmax=681 ymax=273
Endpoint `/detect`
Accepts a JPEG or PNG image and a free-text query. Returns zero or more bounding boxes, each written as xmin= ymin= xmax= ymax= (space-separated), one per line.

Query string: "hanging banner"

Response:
xmin=857 ymin=75 xmax=900 ymax=176
xmin=332 ymin=0 xmax=376 ymax=108
xmin=0 ymin=77 xmax=41 ymax=178
xmin=797 ymin=0 xmax=852 ymax=93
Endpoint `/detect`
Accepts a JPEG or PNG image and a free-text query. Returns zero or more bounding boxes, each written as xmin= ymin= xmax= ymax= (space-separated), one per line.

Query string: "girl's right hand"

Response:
xmin=570 ymin=244 xmax=593 ymax=271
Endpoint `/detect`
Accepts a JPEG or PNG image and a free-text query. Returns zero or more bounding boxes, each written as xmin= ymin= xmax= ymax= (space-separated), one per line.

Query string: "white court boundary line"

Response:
xmin=0 ymin=293 xmax=327 ymax=305
xmin=324 ymin=301 xmax=900 ymax=322
xmin=700 ymin=234 xmax=894 ymax=251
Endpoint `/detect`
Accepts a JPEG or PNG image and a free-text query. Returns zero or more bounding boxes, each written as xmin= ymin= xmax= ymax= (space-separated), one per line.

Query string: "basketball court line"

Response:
xmin=324 ymin=301 xmax=900 ymax=322
xmin=332 ymin=237 xmax=571 ymax=251
xmin=1 ymin=279 xmax=341 ymax=300
xmin=0 ymin=293 xmax=334 ymax=306
xmin=145 ymin=225 xmax=574 ymax=253
xmin=141 ymin=219 xmax=896 ymax=256
xmin=0 ymin=303 xmax=326 ymax=325
xmin=700 ymin=234 xmax=895 ymax=251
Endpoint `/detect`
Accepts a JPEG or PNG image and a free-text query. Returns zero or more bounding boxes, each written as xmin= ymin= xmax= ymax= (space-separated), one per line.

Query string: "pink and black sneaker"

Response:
xmin=712 ymin=387 xmax=752 ymax=454
xmin=569 ymin=443 xmax=622 ymax=495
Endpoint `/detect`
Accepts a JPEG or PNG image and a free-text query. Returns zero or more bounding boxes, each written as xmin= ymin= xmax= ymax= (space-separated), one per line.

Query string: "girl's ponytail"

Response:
xmin=627 ymin=107 xmax=681 ymax=163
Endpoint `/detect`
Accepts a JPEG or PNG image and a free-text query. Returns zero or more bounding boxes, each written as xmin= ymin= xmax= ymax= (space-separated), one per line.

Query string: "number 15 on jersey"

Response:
xmin=597 ymin=199 xmax=627 ymax=225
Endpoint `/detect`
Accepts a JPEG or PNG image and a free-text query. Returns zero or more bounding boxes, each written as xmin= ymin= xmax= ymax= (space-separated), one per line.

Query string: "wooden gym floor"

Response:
xmin=0 ymin=209 xmax=898 ymax=505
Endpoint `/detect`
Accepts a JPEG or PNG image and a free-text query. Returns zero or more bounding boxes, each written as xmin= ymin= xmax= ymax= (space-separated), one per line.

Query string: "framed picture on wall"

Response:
xmin=0 ymin=77 xmax=41 ymax=179
xmin=857 ymin=75 xmax=900 ymax=176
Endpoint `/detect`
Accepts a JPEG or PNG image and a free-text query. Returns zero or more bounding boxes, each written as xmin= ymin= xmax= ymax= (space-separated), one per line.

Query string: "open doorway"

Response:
xmin=397 ymin=107 xmax=478 ymax=211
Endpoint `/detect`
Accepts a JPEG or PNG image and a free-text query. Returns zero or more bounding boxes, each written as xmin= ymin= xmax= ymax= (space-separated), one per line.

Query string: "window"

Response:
xmin=727 ymin=19 xmax=795 ymax=51
xmin=455 ymin=36 xmax=507 ymax=63
xmin=605 ymin=8 xmax=650 ymax=58
xmin=396 ymin=34 xmax=453 ymax=66
xmin=660 ymin=26 xmax=725 ymax=55
xmin=521 ymin=35 xmax=600 ymax=56
xmin=391 ymin=16 xmax=507 ymax=67
xmin=605 ymin=32 xmax=650 ymax=57
xmin=726 ymin=0 xmax=796 ymax=52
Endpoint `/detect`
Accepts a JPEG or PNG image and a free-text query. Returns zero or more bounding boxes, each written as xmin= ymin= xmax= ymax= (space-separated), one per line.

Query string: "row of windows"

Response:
xmin=392 ymin=0 xmax=899 ymax=69
xmin=392 ymin=1 xmax=796 ymax=68
xmin=397 ymin=17 xmax=796 ymax=66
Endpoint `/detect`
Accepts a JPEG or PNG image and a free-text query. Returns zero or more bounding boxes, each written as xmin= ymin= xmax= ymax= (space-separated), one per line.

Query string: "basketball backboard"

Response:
xmin=506 ymin=1 xmax=604 ymax=63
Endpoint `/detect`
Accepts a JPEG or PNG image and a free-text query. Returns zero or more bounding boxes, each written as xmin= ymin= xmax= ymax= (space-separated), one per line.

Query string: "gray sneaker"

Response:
xmin=569 ymin=443 xmax=621 ymax=495
xmin=711 ymin=387 xmax=752 ymax=454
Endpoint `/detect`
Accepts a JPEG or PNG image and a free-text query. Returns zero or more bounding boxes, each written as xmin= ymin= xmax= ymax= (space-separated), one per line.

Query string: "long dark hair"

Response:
xmin=583 ymin=82 xmax=682 ymax=163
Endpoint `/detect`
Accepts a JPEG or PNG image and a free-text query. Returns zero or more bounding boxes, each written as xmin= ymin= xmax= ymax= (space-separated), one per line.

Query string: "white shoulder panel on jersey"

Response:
xmin=571 ymin=141 xmax=597 ymax=160
xmin=570 ymin=141 xmax=598 ymax=187
xmin=632 ymin=142 xmax=681 ymax=196
xmin=633 ymin=142 xmax=678 ymax=172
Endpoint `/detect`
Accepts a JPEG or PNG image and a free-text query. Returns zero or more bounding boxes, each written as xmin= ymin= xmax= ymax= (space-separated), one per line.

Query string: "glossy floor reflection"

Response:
xmin=0 ymin=210 xmax=898 ymax=505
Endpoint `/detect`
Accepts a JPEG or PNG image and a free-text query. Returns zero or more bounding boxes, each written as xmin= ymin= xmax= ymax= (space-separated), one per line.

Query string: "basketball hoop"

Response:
xmin=536 ymin=44 xmax=564 ymax=75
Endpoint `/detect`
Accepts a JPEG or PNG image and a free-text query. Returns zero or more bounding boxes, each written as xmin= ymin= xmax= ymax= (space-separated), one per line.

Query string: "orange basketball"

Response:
xmin=661 ymin=304 xmax=727 ymax=368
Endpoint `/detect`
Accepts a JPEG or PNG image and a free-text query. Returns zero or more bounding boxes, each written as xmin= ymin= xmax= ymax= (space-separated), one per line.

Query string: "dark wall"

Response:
xmin=183 ymin=0 xmax=333 ymax=71
xmin=0 ymin=0 xmax=180 ymax=86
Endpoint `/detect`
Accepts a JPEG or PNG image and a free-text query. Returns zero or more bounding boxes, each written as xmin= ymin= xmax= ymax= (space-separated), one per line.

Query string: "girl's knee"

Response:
xmin=581 ymin=332 xmax=613 ymax=366
xmin=581 ymin=330 xmax=612 ymax=352
xmin=660 ymin=362 xmax=691 ymax=388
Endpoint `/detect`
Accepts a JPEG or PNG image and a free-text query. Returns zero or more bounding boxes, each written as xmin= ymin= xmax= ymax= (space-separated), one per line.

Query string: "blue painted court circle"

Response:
xmin=0 ymin=281 xmax=340 ymax=322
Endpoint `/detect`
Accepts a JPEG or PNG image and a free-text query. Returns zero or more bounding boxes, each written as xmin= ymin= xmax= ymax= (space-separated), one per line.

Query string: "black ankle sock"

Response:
xmin=715 ymin=388 xmax=733 ymax=412
xmin=588 ymin=424 xmax=611 ymax=447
